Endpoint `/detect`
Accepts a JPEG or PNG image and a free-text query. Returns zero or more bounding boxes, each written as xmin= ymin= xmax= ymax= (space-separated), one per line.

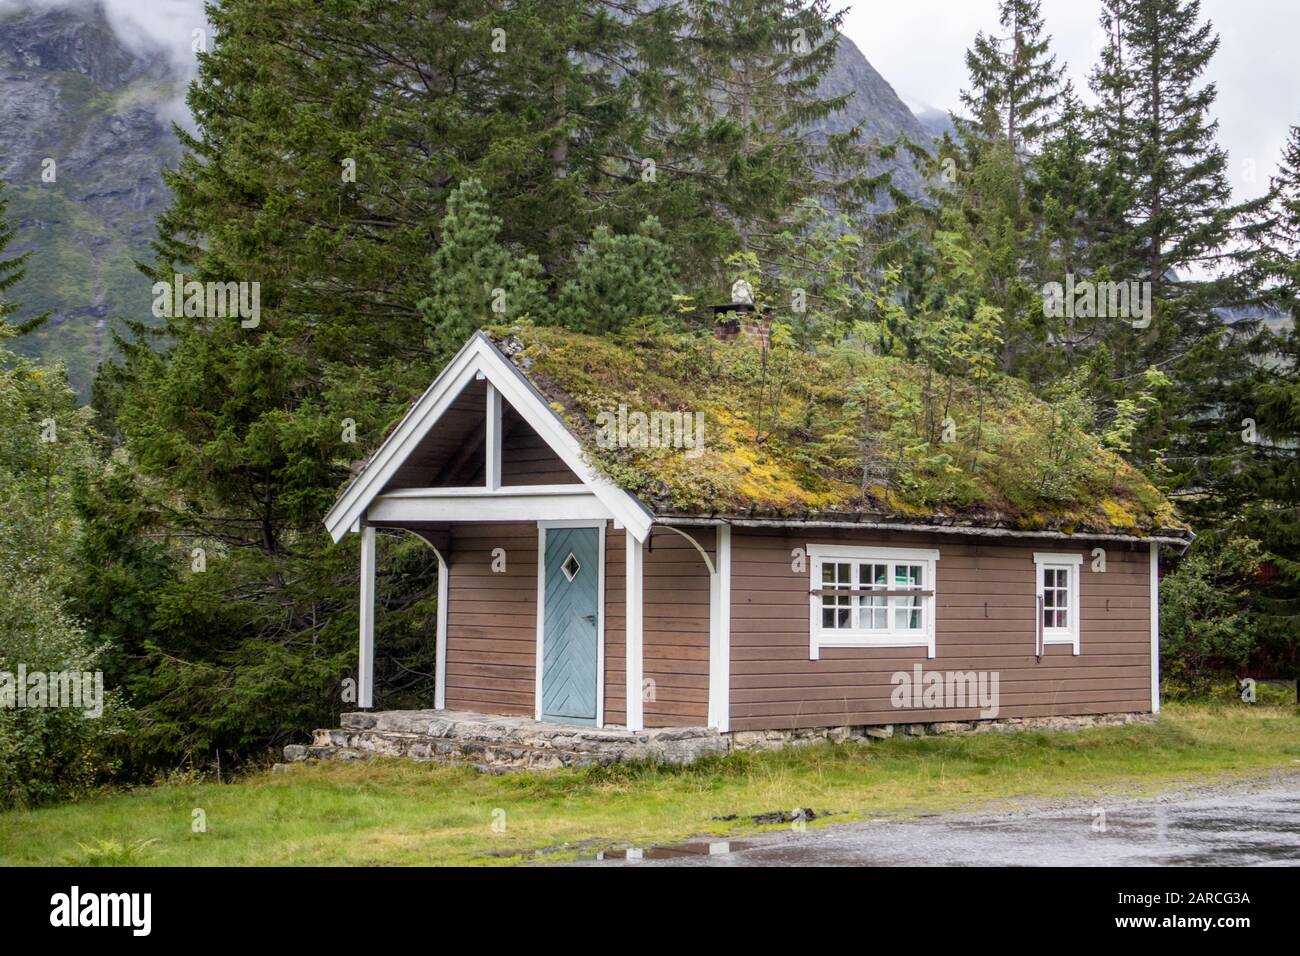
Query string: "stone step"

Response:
xmin=285 ymin=712 xmax=729 ymax=771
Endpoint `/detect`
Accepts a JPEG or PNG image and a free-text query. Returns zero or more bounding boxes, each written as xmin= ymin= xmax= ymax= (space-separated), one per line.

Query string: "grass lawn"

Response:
xmin=2 ymin=700 xmax=1298 ymax=866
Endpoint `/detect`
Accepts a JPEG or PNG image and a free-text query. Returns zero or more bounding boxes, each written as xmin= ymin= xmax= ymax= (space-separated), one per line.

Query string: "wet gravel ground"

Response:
xmin=580 ymin=772 xmax=1300 ymax=867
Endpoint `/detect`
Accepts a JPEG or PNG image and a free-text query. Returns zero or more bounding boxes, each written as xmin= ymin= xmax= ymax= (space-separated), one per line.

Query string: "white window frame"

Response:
xmin=807 ymin=544 xmax=939 ymax=660
xmin=1033 ymin=552 xmax=1082 ymax=655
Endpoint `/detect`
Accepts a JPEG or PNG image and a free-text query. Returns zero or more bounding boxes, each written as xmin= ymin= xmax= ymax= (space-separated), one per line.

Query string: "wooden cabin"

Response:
xmin=323 ymin=328 xmax=1190 ymax=735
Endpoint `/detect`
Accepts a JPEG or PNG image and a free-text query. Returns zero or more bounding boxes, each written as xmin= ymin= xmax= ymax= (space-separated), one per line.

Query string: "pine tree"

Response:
xmin=558 ymin=216 xmax=678 ymax=335
xmin=959 ymin=0 xmax=1065 ymax=155
xmin=421 ymin=178 xmax=549 ymax=360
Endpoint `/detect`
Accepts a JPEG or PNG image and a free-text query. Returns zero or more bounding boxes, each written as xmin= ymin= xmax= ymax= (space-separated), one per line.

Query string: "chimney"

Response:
xmin=710 ymin=302 xmax=769 ymax=346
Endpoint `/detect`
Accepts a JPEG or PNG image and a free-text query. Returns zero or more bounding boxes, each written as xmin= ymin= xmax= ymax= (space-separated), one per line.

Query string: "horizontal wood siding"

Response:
xmin=729 ymin=528 xmax=1152 ymax=732
xmin=443 ymin=522 xmax=537 ymax=716
xmin=643 ymin=528 xmax=712 ymax=726
xmin=501 ymin=419 xmax=581 ymax=485
xmin=605 ymin=526 xmax=713 ymax=727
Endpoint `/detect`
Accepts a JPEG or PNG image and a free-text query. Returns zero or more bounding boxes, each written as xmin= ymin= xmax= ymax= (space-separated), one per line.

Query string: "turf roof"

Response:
xmin=488 ymin=323 xmax=1188 ymax=539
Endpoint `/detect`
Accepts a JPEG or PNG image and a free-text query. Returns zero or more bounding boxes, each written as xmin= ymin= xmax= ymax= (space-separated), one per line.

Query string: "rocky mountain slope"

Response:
xmin=0 ymin=1 xmax=934 ymax=398
xmin=0 ymin=1 xmax=183 ymax=395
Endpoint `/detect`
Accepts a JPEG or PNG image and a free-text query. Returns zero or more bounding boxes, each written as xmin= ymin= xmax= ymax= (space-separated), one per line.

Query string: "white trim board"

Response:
xmin=323 ymin=332 xmax=652 ymax=543
xmin=709 ymin=525 xmax=731 ymax=732
xmin=368 ymin=489 xmax=612 ymax=524
xmin=1150 ymin=542 xmax=1160 ymax=714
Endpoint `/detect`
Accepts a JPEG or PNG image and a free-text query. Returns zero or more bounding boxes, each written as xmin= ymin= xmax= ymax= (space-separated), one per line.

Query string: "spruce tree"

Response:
xmin=1089 ymin=0 xmax=1233 ymax=314
xmin=960 ymin=0 xmax=1066 ymax=155
xmin=1241 ymin=124 xmax=1300 ymax=314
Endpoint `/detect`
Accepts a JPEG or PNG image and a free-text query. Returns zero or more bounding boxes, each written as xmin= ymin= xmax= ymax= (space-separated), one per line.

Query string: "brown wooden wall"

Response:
xmin=442 ymin=521 xmax=538 ymax=716
xmin=604 ymin=527 xmax=713 ymax=727
xmin=443 ymin=521 xmax=712 ymax=728
xmin=501 ymin=418 xmax=582 ymax=486
xmin=729 ymin=527 xmax=1154 ymax=732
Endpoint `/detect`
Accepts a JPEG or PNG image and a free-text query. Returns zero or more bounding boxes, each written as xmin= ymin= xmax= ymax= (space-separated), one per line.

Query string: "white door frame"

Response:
xmin=535 ymin=519 xmax=606 ymax=728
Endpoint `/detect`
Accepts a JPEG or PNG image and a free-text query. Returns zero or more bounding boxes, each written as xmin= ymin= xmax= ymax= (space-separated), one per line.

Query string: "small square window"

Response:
xmin=561 ymin=552 xmax=582 ymax=582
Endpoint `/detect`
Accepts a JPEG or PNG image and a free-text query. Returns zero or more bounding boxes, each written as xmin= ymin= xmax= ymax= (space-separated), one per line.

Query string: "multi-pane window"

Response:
xmin=1042 ymin=567 xmax=1070 ymax=629
xmin=1034 ymin=553 xmax=1082 ymax=654
xmin=809 ymin=546 xmax=939 ymax=659
xmin=818 ymin=560 xmax=922 ymax=632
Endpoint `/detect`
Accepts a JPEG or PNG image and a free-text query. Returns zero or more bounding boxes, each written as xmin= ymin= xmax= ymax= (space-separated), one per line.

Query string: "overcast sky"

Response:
xmin=844 ymin=0 xmax=1300 ymax=204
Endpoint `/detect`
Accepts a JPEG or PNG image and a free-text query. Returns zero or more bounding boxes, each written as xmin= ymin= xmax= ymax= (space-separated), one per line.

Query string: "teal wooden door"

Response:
xmin=541 ymin=527 xmax=600 ymax=725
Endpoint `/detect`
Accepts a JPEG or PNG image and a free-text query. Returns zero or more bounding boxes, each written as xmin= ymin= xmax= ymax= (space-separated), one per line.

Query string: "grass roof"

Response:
xmin=490 ymin=323 xmax=1187 ymax=538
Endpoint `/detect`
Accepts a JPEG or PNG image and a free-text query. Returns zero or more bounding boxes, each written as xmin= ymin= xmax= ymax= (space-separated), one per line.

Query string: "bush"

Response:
xmin=0 ymin=568 xmax=125 ymax=809
xmin=1159 ymin=535 xmax=1263 ymax=695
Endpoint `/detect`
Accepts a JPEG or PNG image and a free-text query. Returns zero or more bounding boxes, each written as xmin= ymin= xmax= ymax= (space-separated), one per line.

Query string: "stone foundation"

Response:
xmin=726 ymin=712 xmax=1156 ymax=752
xmin=283 ymin=709 xmax=1156 ymax=771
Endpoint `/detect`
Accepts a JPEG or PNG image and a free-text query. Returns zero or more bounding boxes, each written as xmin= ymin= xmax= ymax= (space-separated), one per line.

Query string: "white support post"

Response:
xmin=358 ymin=525 xmax=377 ymax=709
xmin=708 ymin=526 xmax=732 ymax=732
xmin=1150 ymin=542 xmax=1160 ymax=715
xmin=485 ymin=382 xmax=502 ymax=491
xmin=625 ymin=532 xmax=645 ymax=732
xmin=434 ymin=551 xmax=449 ymax=710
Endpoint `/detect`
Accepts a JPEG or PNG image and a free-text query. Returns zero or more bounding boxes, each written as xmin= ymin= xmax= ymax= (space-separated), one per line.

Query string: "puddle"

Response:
xmin=588 ymin=838 xmax=756 ymax=862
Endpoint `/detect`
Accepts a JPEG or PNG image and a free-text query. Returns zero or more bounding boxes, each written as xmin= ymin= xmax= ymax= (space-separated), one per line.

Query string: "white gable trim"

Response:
xmin=323 ymin=332 xmax=653 ymax=542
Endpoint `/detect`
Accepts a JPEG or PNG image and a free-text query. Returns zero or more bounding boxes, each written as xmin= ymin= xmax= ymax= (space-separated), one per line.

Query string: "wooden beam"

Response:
xmin=709 ymin=525 xmax=731 ymax=732
xmin=1150 ymin=542 xmax=1160 ymax=715
xmin=368 ymin=489 xmax=612 ymax=524
xmin=625 ymin=533 xmax=645 ymax=732
xmin=358 ymin=524 xmax=376 ymax=709
xmin=435 ymin=550 xmax=449 ymax=710
xmin=485 ymin=382 xmax=502 ymax=491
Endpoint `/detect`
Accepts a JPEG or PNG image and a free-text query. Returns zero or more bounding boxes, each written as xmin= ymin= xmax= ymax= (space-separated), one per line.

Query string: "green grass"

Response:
xmin=2 ymin=701 xmax=1297 ymax=866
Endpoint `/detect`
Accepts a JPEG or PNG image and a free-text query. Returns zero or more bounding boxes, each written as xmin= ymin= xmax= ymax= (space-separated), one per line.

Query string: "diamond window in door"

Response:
xmin=561 ymin=551 xmax=582 ymax=582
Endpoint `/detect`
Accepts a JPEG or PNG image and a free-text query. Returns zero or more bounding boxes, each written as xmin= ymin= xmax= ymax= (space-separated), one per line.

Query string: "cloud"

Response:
xmin=1 ymin=0 xmax=209 ymax=128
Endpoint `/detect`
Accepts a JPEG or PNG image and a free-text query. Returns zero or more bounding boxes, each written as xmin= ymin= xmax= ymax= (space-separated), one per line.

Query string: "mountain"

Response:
xmin=0 ymin=1 xmax=182 ymax=396
xmin=811 ymin=35 xmax=934 ymax=201
xmin=0 ymin=2 xmax=932 ymax=398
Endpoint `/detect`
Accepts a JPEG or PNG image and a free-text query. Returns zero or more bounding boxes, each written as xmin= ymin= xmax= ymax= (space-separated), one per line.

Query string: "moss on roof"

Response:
xmin=490 ymin=323 xmax=1187 ymax=538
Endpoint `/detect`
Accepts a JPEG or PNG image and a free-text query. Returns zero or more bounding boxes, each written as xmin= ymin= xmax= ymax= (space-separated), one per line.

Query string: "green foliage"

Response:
xmin=960 ymin=0 xmax=1065 ymax=153
xmin=0 ymin=325 xmax=125 ymax=809
xmin=558 ymin=217 xmax=678 ymax=335
xmin=63 ymin=839 xmax=160 ymax=867
xmin=421 ymin=178 xmax=549 ymax=361
xmin=1160 ymin=535 xmax=1263 ymax=694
